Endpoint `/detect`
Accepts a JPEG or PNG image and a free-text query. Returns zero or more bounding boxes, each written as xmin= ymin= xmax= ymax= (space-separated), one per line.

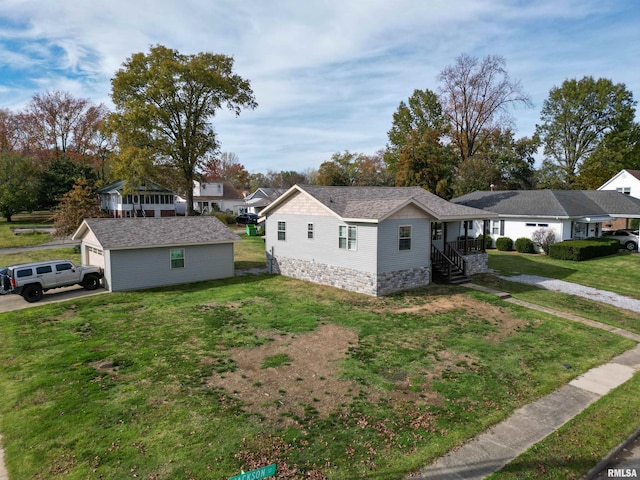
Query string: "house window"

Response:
xmin=277 ymin=221 xmax=286 ymax=241
xmin=432 ymin=222 xmax=442 ymax=241
xmin=399 ymin=226 xmax=412 ymax=251
xmin=491 ymin=221 xmax=500 ymax=235
xmin=525 ymin=223 xmax=536 ymax=227
xmin=465 ymin=221 xmax=474 ymax=230
xmin=307 ymin=223 xmax=314 ymax=239
xmin=538 ymin=223 xmax=549 ymax=227
xmin=616 ymin=187 xmax=631 ymax=195
xmin=339 ymin=225 xmax=357 ymax=250
xmin=170 ymin=248 xmax=185 ymax=269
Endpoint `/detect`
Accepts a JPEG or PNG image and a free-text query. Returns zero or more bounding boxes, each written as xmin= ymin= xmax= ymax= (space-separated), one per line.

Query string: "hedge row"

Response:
xmin=547 ymin=238 xmax=620 ymax=261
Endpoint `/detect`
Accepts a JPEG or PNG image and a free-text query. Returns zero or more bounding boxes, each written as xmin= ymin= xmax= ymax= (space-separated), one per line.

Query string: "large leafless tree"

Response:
xmin=438 ymin=54 xmax=532 ymax=162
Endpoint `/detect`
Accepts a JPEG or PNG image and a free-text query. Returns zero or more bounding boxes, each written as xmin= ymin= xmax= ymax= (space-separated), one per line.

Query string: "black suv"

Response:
xmin=236 ymin=213 xmax=259 ymax=225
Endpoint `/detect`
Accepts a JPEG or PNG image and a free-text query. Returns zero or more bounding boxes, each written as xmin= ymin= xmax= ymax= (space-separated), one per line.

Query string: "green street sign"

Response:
xmin=228 ymin=463 xmax=276 ymax=480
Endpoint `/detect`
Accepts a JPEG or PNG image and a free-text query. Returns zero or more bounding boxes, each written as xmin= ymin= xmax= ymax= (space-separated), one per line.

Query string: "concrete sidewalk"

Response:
xmin=407 ymin=284 xmax=640 ymax=480
xmin=408 ymin=345 xmax=640 ymax=479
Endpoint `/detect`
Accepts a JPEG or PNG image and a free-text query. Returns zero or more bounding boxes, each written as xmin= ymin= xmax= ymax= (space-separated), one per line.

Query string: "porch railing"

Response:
xmin=431 ymin=245 xmax=467 ymax=278
xmin=448 ymin=238 xmax=485 ymax=254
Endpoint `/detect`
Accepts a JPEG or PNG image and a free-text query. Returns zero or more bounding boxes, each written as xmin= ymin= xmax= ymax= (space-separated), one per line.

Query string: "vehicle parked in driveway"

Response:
xmin=602 ymin=229 xmax=639 ymax=251
xmin=5 ymin=259 xmax=103 ymax=303
xmin=0 ymin=267 xmax=10 ymax=295
xmin=235 ymin=213 xmax=259 ymax=225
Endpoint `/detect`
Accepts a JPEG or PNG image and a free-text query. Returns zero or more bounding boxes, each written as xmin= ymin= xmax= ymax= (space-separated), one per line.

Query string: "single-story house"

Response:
xmin=243 ymin=187 xmax=287 ymax=215
xmin=98 ymin=179 xmax=178 ymax=218
xmin=451 ymin=189 xmax=640 ymax=245
xmin=598 ymin=169 xmax=640 ymax=229
xmin=259 ymin=184 xmax=492 ymax=296
xmin=193 ymin=180 xmax=245 ymax=214
xmin=72 ymin=217 xmax=241 ymax=292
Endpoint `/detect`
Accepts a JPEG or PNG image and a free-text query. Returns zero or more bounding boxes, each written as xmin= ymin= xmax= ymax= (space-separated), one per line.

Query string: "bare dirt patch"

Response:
xmin=207 ymin=324 xmax=359 ymax=424
xmin=206 ymin=293 xmax=531 ymax=425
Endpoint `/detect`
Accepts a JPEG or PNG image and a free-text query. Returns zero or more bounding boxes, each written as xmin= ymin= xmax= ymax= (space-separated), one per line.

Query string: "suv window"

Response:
xmin=56 ymin=263 xmax=73 ymax=272
xmin=17 ymin=268 xmax=33 ymax=278
xmin=36 ymin=266 xmax=53 ymax=274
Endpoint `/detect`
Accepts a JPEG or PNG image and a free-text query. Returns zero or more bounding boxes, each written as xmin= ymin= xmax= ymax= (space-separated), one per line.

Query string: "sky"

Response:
xmin=1 ymin=0 xmax=639 ymax=174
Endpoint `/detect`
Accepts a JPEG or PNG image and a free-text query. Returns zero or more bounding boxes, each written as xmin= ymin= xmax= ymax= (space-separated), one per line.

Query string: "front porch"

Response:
xmin=430 ymin=221 xmax=490 ymax=284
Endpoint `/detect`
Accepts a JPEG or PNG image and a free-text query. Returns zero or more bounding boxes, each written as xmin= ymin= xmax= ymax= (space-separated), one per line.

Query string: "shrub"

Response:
xmin=548 ymin=238 xmax=620 ymax=261
xmin=532 ymin=228 xmax=557 ymax=255
xmin=515 ymin=237 xmax=535 ymax=253
xmin=211 ymin=211 xmax=236 ymax=225
xmin=495 ymin=237 xmax=513 ymax=251
xmin=477 ymin=234 xmax=493 ymax=249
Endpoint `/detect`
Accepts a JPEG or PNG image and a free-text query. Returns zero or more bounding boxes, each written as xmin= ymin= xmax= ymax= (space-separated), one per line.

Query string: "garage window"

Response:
xmin=170 ymin=248 xmax=185 ymax=269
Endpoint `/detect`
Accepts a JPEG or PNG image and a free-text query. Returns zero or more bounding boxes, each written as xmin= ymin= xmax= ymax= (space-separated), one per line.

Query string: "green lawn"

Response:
xmin=0 ymin=221 xmax=53 ymax=249
xmin=482 ymin=250 xmax=640 ymax=335
xmin=0 ymin=275 xmax=635 ymax=479
xmin=488 ymin=250 xmax=640 ymax=299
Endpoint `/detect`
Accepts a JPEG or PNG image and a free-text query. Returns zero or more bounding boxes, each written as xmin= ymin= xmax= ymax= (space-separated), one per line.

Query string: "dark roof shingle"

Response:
xmin=293 ymin=185 xmax=490 ymax=221
xmin=452 ymin=190 xmax=640 ymax=218
xmin=77 ymin=217 xmax=240 ymax=249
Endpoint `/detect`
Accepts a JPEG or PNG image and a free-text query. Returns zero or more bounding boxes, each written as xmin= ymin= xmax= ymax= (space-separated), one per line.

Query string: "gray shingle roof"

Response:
xmin=452 ymin=190 xmax=640 ymax=218
xmin=76 ymin=217 xmax=241 ymax=250
xmin=291 ymin=185 xmax=490 ymax=221
xmin=97 ymin=179 xmax=175 ymax=194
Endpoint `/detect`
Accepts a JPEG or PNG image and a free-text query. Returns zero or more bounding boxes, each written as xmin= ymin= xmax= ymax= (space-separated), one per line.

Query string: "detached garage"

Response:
xmin=73 ymin=217 xmax=241 ymax=292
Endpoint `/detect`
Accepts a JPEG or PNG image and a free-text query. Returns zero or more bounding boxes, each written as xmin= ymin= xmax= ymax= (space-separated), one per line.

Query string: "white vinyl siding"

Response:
xmin=265 ymin=214 xmax=377 ymax=273
xmin=378 ymin=219 xmax=430 ymax=273
xmin=107 ymin=244 xmax=234 ymax=292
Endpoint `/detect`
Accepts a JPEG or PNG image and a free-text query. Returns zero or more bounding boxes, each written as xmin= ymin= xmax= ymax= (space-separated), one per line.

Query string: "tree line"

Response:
xmin=1 ymin=47 xmax=639 ymax=224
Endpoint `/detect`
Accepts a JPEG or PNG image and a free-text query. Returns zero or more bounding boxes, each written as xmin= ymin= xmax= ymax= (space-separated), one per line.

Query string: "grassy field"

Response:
xmin=488 ymin=250 xmax=640 ymax=299
xmin=483 ymin=250 xmax=640 ymax=335
xmin=0 ymin=271 xmax=635 ymax=479
xmin=0 ymin=221 xmax=53 ymax=249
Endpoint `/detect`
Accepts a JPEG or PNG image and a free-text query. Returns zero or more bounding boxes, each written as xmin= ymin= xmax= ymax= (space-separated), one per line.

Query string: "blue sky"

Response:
xmin=1 ymin=0 xmax=639 ymax=174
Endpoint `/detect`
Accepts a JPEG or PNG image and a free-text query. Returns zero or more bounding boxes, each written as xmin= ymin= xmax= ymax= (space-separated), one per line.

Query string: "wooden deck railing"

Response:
xmin=448 ymin=238 xmax=485 ymax=254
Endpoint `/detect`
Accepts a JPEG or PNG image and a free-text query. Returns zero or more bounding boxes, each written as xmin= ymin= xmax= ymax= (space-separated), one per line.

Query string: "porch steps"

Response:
xmin=431 ymin=262 xmax=470 ymax=285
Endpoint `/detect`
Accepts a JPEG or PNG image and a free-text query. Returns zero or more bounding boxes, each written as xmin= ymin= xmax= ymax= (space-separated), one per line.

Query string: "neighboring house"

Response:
xmin=243 ymin=187 xmax=287 ymax=214
xmin=193 ymin=180 xmax=245 ymax=214
xmin=98 ymin=179 xmax=178 ymax=218
xmin=451 ymin=190 xmax=640 ymax=246
xmin=72 ymin=217 xmax=240 ymax=292
xmin=259 ymin=184 xmax=492 ymax=296
xmin=598 ymin=169 xmax=640 ymax=229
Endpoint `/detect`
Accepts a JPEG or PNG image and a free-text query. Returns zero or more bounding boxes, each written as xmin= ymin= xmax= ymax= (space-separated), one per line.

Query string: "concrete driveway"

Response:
xmin=0 ymin=285 xmax=108 ymax=313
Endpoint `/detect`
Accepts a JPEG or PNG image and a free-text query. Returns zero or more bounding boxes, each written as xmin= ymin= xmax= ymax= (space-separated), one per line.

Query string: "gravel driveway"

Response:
xmin=499 ymin=274 xmax=640 ymax=314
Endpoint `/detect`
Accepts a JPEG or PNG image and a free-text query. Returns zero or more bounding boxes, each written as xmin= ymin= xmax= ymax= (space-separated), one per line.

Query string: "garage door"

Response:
xmin=86 ymin=245 xmax=105 ymax=269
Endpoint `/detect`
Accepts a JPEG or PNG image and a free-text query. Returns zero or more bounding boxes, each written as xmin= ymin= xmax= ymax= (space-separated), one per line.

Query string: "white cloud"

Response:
xmin=0 ymin=0 xmax=638 ymax=172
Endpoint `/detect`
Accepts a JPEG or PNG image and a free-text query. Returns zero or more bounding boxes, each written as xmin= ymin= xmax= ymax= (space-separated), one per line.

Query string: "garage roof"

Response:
xmin=73 ymin=217 xmax=241 ymax=250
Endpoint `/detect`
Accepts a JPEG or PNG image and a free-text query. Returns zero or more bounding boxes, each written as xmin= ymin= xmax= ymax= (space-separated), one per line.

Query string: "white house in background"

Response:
xmin=598 ymin=169 xmax=640 ymax=229
xmin=98 ymin=179 xmax=178 ymax=218
xmin=452 ymin=189 xmax=640 ymax=246
xmin=244 ymin=187 xmax=287 ymax=214
xmin=193 ymin=180 xmax=245 ymax=214
xmin=259 ymin=184 xmax=492 ymax=296
xmin=72 ymin=217 xmax=240 ymax=292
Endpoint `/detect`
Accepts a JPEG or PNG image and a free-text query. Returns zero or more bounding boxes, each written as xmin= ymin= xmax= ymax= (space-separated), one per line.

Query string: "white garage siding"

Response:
xmin=107 ymin=243 xmax=235 ymax=292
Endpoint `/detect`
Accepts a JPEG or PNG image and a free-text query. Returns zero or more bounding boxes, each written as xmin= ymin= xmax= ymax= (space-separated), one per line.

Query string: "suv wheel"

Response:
xmin=83 ymin=274 xmax=100 ymax=290
xmin=22 ymin=284 xmax=43 ymax=303
xmin=625 ymin=241 xmax=637 ymax=251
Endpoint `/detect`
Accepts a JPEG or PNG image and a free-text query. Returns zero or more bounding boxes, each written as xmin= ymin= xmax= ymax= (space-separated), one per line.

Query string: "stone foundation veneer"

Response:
xmin=269 ymin=255 xmax=430 ymax=296
xmin=462 ymin=252 xmax=489 ymax=276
